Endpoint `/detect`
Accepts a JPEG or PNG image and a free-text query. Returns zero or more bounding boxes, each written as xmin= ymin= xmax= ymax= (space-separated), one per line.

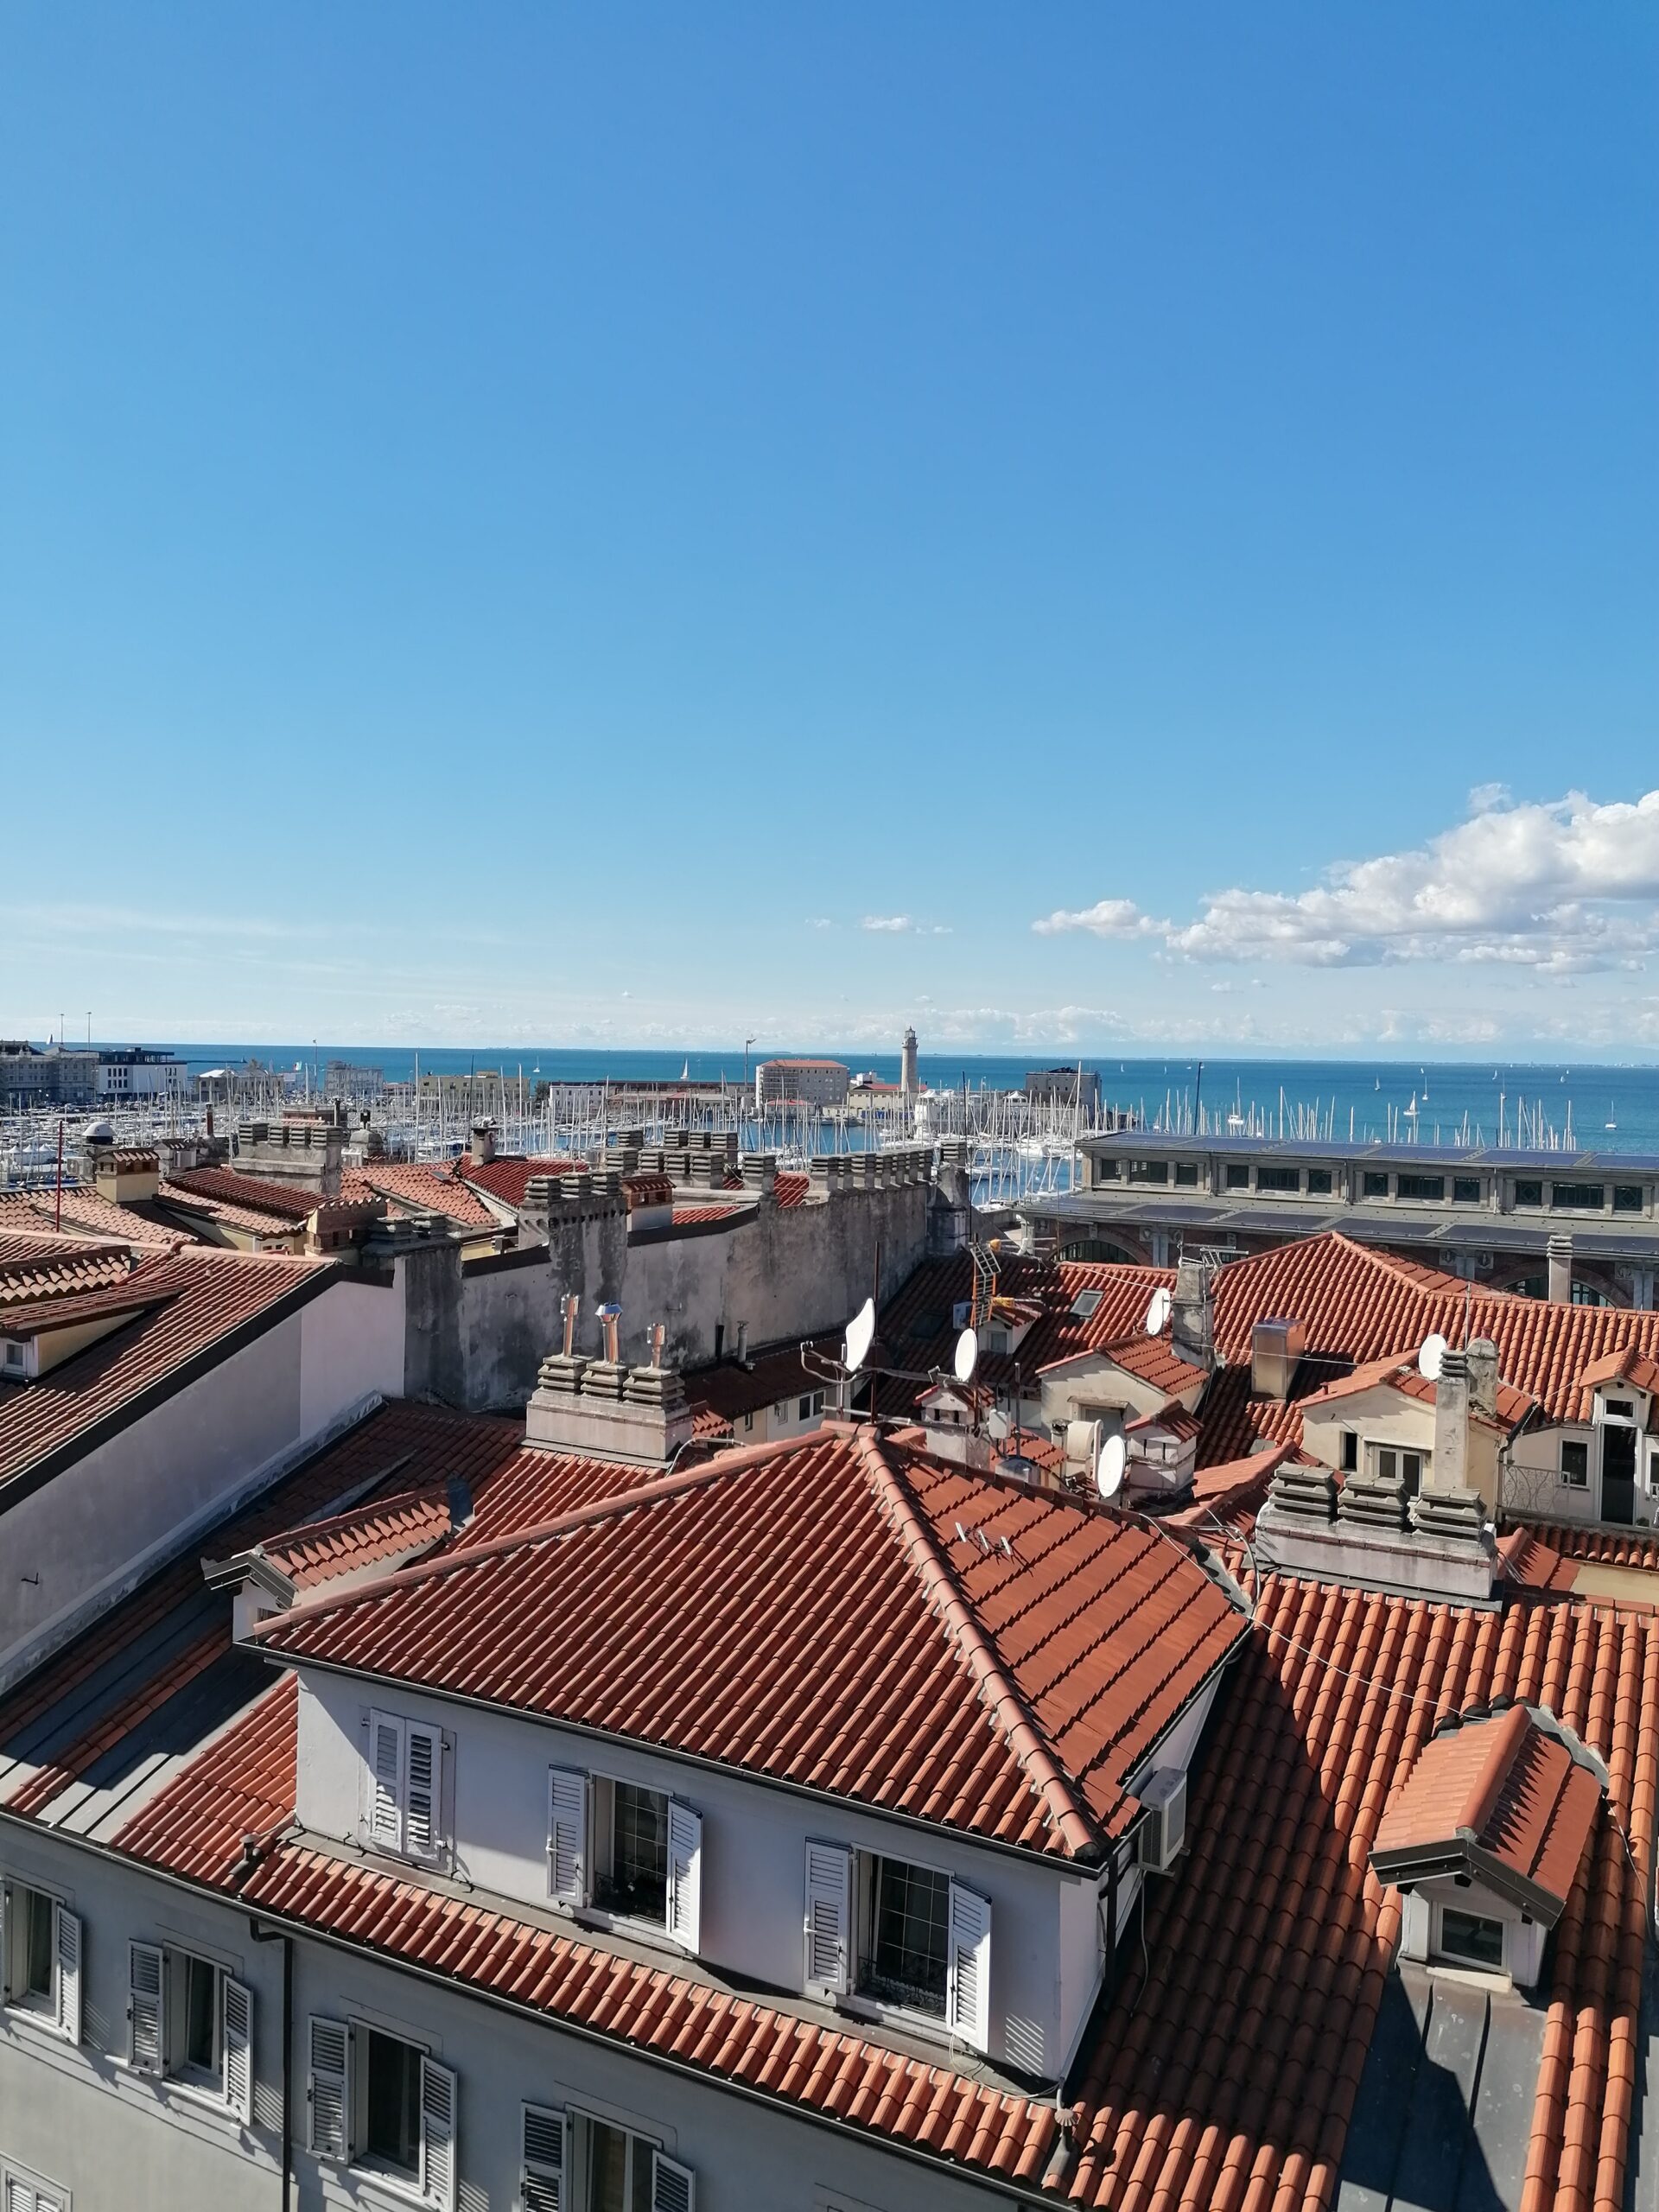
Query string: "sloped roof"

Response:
xmin=0 ymin=1188 xmax=181 ymax=1250
xmin=0 ymin=1247 xmax=337 ymax=1496
xmin=1372 ymin=1704 xmax=1604 ymax=1919
xmin=1300 ymin=1352 xmax=1537 ymax=1430
xmin=252 ymin=1423 xmax=1248 ymax=1859
xmin=348 ymin=1160 xmax=501 ymax=1230
xmin=1089 ymin=1332 xmax=1210 ymax=1399
xmin=454 ymin=1154 xmax=584 ymax=1210
xmin=166 ymin=1166 xmax=319 ymax=1223
xmin=0 ymin=1242 xmax=136 ymax=1304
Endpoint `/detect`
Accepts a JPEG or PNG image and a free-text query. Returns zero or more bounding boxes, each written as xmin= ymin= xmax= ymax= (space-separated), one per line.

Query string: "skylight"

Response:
xmin=1069 ymin=1288 xmax=1103 ymax=1320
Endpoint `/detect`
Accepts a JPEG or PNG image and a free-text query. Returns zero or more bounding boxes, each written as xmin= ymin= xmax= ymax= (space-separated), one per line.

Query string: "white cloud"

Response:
xmin=861 ymin=915 xmax=915 ymax=933
xmin=1038 ymin=790 xmax=1659 ymax=972
xmin=1468 ymin=782 xmax=1511 ymax=814
xmin=1033 ymin=898 xmax=1161 ymax=940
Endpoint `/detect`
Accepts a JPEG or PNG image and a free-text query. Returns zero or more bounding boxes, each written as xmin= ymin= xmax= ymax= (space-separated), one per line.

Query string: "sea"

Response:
xmin=146 ymin=1047 xmax=1659 ymax=1158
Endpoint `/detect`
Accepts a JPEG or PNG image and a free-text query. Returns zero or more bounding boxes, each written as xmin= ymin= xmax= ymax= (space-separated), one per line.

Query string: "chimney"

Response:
xmin=1171 ymin=1258 xmax=1215 ymax=1371
xmin=735 ymin=1320 xmax=750 ymax=1364
xmin=524 ymin=1311 xmax=695 ymax=1465
xmin=1432 ymin=1346 xmax=1471 ymax=1495
xmin=1250 ymin=1317 xmax=1306 ymax=1402
xmin=1548 ymin=1234 xmax=1573 ymax=1305
xmin=1465 ymin=1338 xmax=1499 ymax=1421
xmin=469 ymin=1121 xmax=497 ymax=1168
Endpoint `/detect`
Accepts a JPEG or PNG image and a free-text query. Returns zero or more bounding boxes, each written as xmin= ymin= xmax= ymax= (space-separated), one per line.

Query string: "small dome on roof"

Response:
xmin=82 ymin=1117 xmax=115 ymax=1143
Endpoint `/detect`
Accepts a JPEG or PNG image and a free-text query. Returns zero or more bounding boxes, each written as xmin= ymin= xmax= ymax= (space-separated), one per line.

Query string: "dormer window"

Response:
xmin=1602 ymin=1397 xmax=1637 ymax=1424
xmin=1436 ymin=1906 xmax=1505 ymax=1970
xmin=547 ymin=1767 xmax=702 ymax=1952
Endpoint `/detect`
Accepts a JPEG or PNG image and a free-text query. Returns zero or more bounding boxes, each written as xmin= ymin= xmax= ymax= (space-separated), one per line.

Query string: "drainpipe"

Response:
xmin=247 ymin=1919 xmax=293 ymax=2212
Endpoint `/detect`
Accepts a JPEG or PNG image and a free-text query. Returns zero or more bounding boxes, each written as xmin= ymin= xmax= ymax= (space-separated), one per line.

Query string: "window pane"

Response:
xmin=1440 ymin=1909 xmax=1504 ymax=1967
xmin=601 ymin=1783 xmax=668 ymax=1923
xmin=22 ymin=1888 xmax=53 ymax=1999
xmin=1453 ymin=1178 xmax=1481 ymax=1203
xmin=1397 ymin=1175 xmax=1444 ymax=1201
xmin=1551 ymin=1183 xmax=1605 ymax=1211
xmin=1514 ymin=1180 xmax=1542 ymax=1207
xmin=1173 ymin=1162 xmax=1198 ymax=1187
xmin=1256 ymin=1166 xmax=1300 ymax=1193
xmin=588 ymin=2118 xmax=631 ymax=2212
xmin=184 ymin=1955 xmax=217 ymax=2073
xmin=1225 ymin=1166 xmax=1249 ymax=1190
xmin=1362 ymin=1173 xmax=1389 ymax=1198
xmin=1613 ymin=1185 xmax=1643 ymax=1214
xmin=365 ymin=2028 xmax=422 ymax=2175
xmin=863 ymin=1858 xmax=949 ymax=2013
xmin=1306 ymin=1169 xmax=1332 ymax=1195
xmin=1561 ymin=1441 xmax=1589 ymax=1484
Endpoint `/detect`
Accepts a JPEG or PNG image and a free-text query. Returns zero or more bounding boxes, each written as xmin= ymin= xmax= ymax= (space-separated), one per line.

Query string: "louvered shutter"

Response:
xmin=404 ymin=1721 xmax=443 ymax=1863
xmin=546 ymin=1768 xmax=588 ymax=1908
xmin=307 ymin=2016 xmax=351 ymax=2158
xmin=128 ymin=1941 xmax=164 ymax=2074
xmin=368 ymin=1711 xmax=405 ymax=1852
xmin=803 ymin=1840 xmax=853 ymax=1996
xmin=520 ymin=2102 xmax=566 ymax=2211
xmin=419 ymin=2054 xmax=457 ymax=2212
xmin=946 ymin=1879 xmax=991 ymax=2054
xmin=4 ymin=2180 xmax=38 ymax=2212
xmin=222 ymin=1975 xmax=253 ymax=2123
xmin=53 ymin=1904 xmax=81 ymax=2044
xmin=665 ymin=1800 xmax=702 ymax=1952
xmin=650 ymin=2150 xmax=696 ymax=2212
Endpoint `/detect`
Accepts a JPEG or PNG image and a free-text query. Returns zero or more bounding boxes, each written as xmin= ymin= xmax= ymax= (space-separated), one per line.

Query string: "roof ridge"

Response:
xmin=852 ymin=1426 xmax=1102 ymax=1861
xmin=243 ymin=1427 xmax=843 ymax=1637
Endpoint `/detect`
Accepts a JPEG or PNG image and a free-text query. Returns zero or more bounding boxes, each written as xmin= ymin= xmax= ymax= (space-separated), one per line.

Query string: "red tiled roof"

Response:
xmin=1089 ymin=1332 xmax=1210 ymax=1399
xmin=0 ymin=1189 xmax=180 ymax=1250
xmin=670 ymin=1201 xmax=744 ymax=1227
xmin=252 ymin=1424 xmax=1248 ymax=1858
xmin=1575 ymin=1346 xmax=1659 ymax=1419
xmin=1300 ymin=1352 xmax=1536 ymax=1430
xmin=1372 ymin=1704 xmax=1604 ymax=1916
xmin=0 ymin=1243 xmax=135 ymax=1304
xmin=263 ymin=1491 xmax=454 ymax=1588
xmin=773 ymin=1171 xmax=811 ymax=1209
xmin=683 ymin=1338 xmax=838 ymax=1428
xmin=351 ymin=1160 xmax=501 ymax=1230
xmin=0 ymin=1275 xmax=177 ymax=1338
xmin=1517 ymin=1521 xmax=1659 ymax=1573
xmin=156 ymin=1179 xmax=305 ymax=1237
xmin=114 ymin=1676 xmax=1062 ymax=2195
xmin=0 ymin=1248 xmax=335 ymax=1493
xmin=455 ymin=1154 xmax=584 ymax=1210
xmin=166 ymin=1166 xmax=319 ymax=1223
xmin=1497 ymin=1528 xmax=1580 ymax=1597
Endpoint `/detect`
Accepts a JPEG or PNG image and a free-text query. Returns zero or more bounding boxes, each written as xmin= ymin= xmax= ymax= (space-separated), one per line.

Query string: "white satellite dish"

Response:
xmin=953 ymin=1326 xmax=979 ymax=1385
xmin=1096 ymin=1433 xmax=1127 ymax=1503
xmin=842 ymin=1296 xmax=877 ymax=1374
xmin=1418 ymin=1332 xmax=1448 ymax=1383
xmin=1145 ymin=1287 xmax=1173 ymax=1338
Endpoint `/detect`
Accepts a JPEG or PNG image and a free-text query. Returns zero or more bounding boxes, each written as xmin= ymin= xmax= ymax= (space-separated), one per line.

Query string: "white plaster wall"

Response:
xmin=294 ymin=1669 xmax=1090 ymax=2084
xmin=298 ymin=1276 xmax=404 ymax=1438
xmin=1507 ymin=1423 xmax=1607 ymax=1526
xmin=0 ymin=1825 xmax=285 ymax=2212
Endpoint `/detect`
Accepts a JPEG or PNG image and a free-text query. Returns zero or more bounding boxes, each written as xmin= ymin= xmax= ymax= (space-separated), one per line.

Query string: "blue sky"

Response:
xmin=3 ymin=6 xmax=1656 ymax=1056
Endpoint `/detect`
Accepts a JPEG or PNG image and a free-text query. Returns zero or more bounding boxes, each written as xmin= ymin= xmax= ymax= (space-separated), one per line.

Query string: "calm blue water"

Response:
xmin=135 ymin=1046 xmax=1659 ymax=1156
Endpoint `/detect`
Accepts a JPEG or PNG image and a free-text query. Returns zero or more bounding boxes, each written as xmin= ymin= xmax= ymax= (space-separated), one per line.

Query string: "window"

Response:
xmin=861 ymin=1856 xmax=950 ymax=2017
xmin=127 ymin=1943 xmax=251 ymax=2120
xmin=1514 ymin=1179 xmax=1543 ymax=1208
xmin=2 ymin=2164 xmax=67 ymax=2212
xmin=1438 ymin=1907 xmax=1504 ymax=1970
xmin=303 ymin=2018 xmax=454 ymax=2207
xmin=1453 ymin=1177 xmax=1482 ymax=1204
xmin=1396 ymin=1174 xmax=1444 ymax=1202
xmin=1127 ymin=1160 xmax=1168 ymax=1185
xmin=548 ymin=1770 xmax=702 ymax=1949
xmin=1603 ymin=1397 xmax=1637 ymax=1423
xmin=1255 ymin=1166 xmax=1300 ymax=1193
xmin=1306 ymin=1168 xmax=1332 ymax=1196
xmin=1 ymin=1882 xmax=80 ymax=2044
xmin=1225 ymin=1165 xmax=1250 ymax=1191
xmin=365 ymin=1710 xmax=446 ymax=1866
xmin=1069 ymin=1287 xmax=1103 ymax=1320
xmin=1340 ymin=1431 xmax=1358 ymax=1473
xmin=1371 ymin=1447 xmax=1425 ymax=1494
xmin=1173 ymin=1162 xmax=1199 ymax=1188
xmin=529 ymin=2109 xmax=693 ymax=2212
xmin=0 ymin=1339 xmax=23 ymax=1378
xmin=1552 ymin=1183 xmax=1605 ymax=1212
xmin=741 ymin=1412 xmax=753 ymax=1432
xmin=796 ymin=1390 xmax=824 ymax=1420
xmin=1561 ymin=1440 xmax=1590 ymax=1488
xmin=1614 ymin=1185 xmax=1644 ymax=1215
xmin=1092 ymin=1157 xmax=1119 ymax=1183
xmin=1362 ymin=1172 xmax=1389 ymax=1198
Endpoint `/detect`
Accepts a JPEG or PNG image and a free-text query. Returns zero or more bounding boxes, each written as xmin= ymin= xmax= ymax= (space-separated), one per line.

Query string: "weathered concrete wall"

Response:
xmin=448 ymin=1181 xmax=932 ymax=1411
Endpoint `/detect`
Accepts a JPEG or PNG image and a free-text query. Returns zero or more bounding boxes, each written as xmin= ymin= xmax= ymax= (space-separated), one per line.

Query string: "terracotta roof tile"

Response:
xmin=253 ymin=1424 xmax=1247 ymax=1857
xmin=455 ymin=1155 xmax=584 ymax=1210
xmin=0 ymin=1243 xmax=136 ymax=1304
xmin=166 ymin=1166 xmax=319 ymax=1223
xmin=0 ymin=1189 xmax=179 ymax=1249
xmin=350 ymin=1160 xmax=501 ymax=1230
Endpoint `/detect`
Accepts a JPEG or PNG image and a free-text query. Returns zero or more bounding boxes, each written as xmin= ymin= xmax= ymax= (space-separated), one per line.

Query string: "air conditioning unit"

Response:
xmin=1137 ymin=1769 xmax=1186 ymax=1872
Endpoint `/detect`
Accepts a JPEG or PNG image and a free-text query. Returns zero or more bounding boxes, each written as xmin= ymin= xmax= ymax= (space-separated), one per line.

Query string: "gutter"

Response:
xmin=0 ymin=1806 xmax=1052 ymax=2209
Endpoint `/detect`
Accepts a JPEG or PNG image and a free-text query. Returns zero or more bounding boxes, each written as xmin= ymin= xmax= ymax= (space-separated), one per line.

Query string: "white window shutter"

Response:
xmin=368 ymin=1710 xmax=405 ymax=1853
xmin=5 ymin=2180 xmax=38 ymax=2212
xmin=803 ymin=1840 xmax=853 ymax=1997
xmin=946 ymin=1880 xmax=992 ymax=2054
xmin=419 ymin=2054 xmax=458 ymax=2212
xmin=53 ymin=1904 xmax=81 ymax=2044
xmin=307 ymin=2016 xmax=351 ymax=2158
xmin=404 ymin=1720 xmax=443 ymax=1863
xmin=520 ymin=2102 xmax=568 ymax=2212
xmin=546 ymin=1768 xmax=589 ymax=1909
xmin=665 ymin=1800 xmax=702 ymax=1953
xmin=650 ymin=2150 xmax=696 ymax=2212
xmin=222 ymin=1974 xmax=253 ymax=2124
xmin=128 ymin=1940 xmax=165 ymax=2074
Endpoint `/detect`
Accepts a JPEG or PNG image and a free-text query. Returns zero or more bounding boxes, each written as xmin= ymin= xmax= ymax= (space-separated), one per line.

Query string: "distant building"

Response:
xmin=93 ymin=1045 xmax=188 ymax=1101
xmin=1024 ymin=1065 xmax=1102 ymax=1118
xmin=753 ymin=1057 xmax=849 ymax=1109
xmin=0 ymin=1042 xmax=99 ymax=1110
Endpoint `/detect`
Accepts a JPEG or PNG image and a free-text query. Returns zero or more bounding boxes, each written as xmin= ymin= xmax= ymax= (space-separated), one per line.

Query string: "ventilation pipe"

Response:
xmin=1548 ymin=1235 xmax=1573 ymax=1306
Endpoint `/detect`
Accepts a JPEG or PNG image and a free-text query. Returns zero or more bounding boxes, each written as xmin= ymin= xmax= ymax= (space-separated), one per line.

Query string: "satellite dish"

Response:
xmin=1145 ymin=1287 xmax=1173 ymax=1337
xmin=1418 ymin=1332 xmax=1448 ymax=1383
xmin=1096 ymin=1433 xmax=1127 ymax=1503
xmin=953 ymin=1326 xmax=979 ymax=1384
xmin=842 ymin=1296 xmax=877 ymax=1374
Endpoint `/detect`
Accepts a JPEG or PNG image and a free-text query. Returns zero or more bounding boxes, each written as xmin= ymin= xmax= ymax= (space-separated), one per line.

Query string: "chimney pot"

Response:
xmin=1548 ymin=1234 xmax=1573 ymax=1305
